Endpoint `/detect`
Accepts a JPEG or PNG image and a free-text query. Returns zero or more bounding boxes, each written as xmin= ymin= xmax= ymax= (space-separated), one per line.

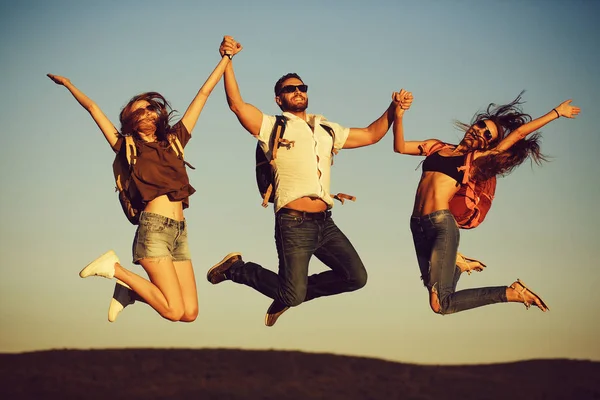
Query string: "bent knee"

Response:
xmin=280 ymin=288 xmax=306 ymax=307
xmin=161 ymin=306 xmax=185 ymax=322
xmin=180 ymin=307 xmax=199 ymax=323
xmin=429 ymin=298 xmax=454 ymax=315
xmin=351 ymin=270 xmax=368 ymax=290
xmin=281 ymin=294 xmax=304 ymax=307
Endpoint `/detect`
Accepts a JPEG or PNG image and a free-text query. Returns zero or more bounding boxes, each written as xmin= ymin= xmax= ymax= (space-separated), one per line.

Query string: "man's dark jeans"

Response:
xmin=228 ymin=211 xmax=367 ymax=307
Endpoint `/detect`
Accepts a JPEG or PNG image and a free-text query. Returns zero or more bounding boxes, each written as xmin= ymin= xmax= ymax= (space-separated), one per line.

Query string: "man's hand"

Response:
xmin=392 ymin=89 xmax=413 ymax=117
xmin=220 ymin=35 xmax=243 ymax=59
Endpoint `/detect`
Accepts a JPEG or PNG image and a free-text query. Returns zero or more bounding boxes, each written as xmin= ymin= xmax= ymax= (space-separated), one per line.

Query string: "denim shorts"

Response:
xmin=132 ymin=211 xmax=191 ymax=264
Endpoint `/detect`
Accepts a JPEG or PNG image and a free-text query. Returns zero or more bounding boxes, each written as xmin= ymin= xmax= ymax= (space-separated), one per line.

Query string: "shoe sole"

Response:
xmin=108 ymin=299 xmax=124 ymax=323
xmin=206 ymin=252 xmax=241 ymax=282
xmin=265 ymin=306 xmax=289 ymax=327
xmin=80 ymin=250 xmax=118 ymax=278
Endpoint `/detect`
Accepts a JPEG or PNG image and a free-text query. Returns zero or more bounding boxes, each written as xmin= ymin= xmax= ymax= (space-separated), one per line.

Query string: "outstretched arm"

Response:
xmin=491 ymin=99 xmax=581 ymax=154
xmin=180 ymin=41 xmax=238 ymax=134
xmin=47 ymin=74 xmax=119 ymax=149
xmin=343 ymin=89 xmax=414 ymax=149
xmin=392 ymin=90 xmax=441 ymax=156
xmin=342 ymin=102 xmax=395 ymax=149
xmin=219 ymin=36 xmax=263 ymax=136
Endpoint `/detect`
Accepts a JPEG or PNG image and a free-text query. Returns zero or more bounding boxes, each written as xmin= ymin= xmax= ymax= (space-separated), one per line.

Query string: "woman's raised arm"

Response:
xmin=179 ymin=37 xmax=242 ymax=134
xmin=392 ymin=90 xmax=439 ymax=156
xmin=47 ymin=74 xmax=119 ymax=150
xmin=493 ymin=99 xmax=581 ymax=154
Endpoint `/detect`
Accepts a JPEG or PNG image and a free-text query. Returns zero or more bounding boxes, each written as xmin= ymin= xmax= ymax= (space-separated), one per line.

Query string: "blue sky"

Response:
xmin=1 ymin=0 xmax=598 ymax=365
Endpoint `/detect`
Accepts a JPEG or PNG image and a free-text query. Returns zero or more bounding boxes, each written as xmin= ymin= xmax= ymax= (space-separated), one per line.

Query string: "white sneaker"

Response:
xmin=108 ymin=279 xmax=135 ymax=322
xmin=80 ymin=250 xmax=119 ymax=279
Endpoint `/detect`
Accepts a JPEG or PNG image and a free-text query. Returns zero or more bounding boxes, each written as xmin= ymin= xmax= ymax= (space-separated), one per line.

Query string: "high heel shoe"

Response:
xmin=510 ymin=279 xmax=549 ymax=312
xmin=456 ymin=252 xmax=487 ymax=275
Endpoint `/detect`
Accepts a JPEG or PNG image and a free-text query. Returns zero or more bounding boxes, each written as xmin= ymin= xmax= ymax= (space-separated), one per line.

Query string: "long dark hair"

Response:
xmin=119 ymin=92 xmax=176 ymax=142
xmin=455 ymin=91 xmax=548 ymax=181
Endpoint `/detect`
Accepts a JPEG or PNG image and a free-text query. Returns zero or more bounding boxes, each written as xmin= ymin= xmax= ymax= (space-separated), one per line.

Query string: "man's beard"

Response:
xmin=281 ymin=96 xmax=308 ymax=112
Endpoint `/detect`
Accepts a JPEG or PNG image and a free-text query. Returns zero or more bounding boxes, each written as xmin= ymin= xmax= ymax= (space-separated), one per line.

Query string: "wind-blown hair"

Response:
xmin=454 ymin=91 xmax=548 ymax=181
xmin=119 ymin=92 xmax=176 ymax=142
xmin=274 ymin=73 xmax=303 ymax=96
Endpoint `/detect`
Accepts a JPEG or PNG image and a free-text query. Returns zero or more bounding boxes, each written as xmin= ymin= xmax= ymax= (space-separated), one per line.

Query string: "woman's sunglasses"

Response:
xmin=132 ymin=104 xmax=159 ymax=114
xmin=278 ymin=84 xmax=308 ymax=95
xmin=475 ymin=120 xmax=494 ymax=142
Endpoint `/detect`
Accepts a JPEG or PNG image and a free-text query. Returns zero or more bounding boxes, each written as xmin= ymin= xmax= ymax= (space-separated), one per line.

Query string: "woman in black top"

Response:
xmin=392 ymin=89 xmax=580 ymax=315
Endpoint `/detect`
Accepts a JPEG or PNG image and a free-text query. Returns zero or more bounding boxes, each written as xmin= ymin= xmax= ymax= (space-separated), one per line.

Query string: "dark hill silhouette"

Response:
xmin=1 ymin=349 xmax=599 ymax=399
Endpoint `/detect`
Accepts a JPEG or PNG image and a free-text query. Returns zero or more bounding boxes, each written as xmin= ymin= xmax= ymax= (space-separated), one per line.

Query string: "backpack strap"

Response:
xmin=260 ymin=116 xmax=287 ymax=207
xmin=125 ymin=136 xmax=137 ymax=166
xmin=458 ymin=151 xmax=474 ymax=185
xmin=320 ymin=124 xmax=338 ymax=163
xmin=168 ymin=135 xmax=196 ymax=170
xmin=319 ymin=124 xmax=355 ymax=203
xmin=333 ymin=193 xmax=356 ymax=204
xmin=414 ymin=140 xmax=453 ymax=171
xmin=271 ymin=115 xmax=291 ymax=162
xmin=418 ymin=140 xmax=451 ymax=157
xmin=261 ymin=185 xmax=273 ymax=208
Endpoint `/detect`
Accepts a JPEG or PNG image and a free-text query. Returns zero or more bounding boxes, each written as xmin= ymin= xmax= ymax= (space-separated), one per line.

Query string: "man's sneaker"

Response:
xmin=80 ymin=250 xmax=119 ymax=279
xmin=207 ymin=252 xmax=242 ymax=284
xmin=265 ymin=300 xmax=290 ymax=327
xmin=108 ymin=280 xmax=135 ymax=322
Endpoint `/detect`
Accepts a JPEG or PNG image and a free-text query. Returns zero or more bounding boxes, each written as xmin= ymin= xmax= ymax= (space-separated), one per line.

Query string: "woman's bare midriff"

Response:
xmin=284 ymin=196 xmax=329 ymax=213
xmin=412 ymin=173 xmax=461 ymax=216
xmin=143 ymin=194 xmax=185 ymax=221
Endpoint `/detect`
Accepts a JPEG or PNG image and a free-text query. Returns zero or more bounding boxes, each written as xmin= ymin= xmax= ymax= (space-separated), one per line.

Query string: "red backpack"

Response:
xmin=421 ymin=141 xmax=496 ymax=229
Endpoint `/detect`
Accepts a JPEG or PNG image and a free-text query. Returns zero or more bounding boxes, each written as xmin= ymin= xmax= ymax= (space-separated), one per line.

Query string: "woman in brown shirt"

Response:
xmin=47 ymin=40 xmax=239 ymax=323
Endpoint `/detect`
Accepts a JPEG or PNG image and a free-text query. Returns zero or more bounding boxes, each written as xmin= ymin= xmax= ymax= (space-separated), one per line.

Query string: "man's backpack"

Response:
xmin=255 ymin=115 xmax=355 ymax=208
xmin=421 ymin=141 xmax=496 ymax=229
xmin=113 ymin=134 xmax=188 ymax=225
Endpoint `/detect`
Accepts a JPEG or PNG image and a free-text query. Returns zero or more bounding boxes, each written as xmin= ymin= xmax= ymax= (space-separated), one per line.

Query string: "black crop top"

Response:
xmin=422 ymin=152 xmax=466 ymax=183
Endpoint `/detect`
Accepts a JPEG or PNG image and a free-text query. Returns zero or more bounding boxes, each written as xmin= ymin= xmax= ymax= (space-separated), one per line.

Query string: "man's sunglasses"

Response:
xmin=475 ymin=120 xmax=494 ymax=142
xmin=278 ymin=84 xmax=308 ymax=95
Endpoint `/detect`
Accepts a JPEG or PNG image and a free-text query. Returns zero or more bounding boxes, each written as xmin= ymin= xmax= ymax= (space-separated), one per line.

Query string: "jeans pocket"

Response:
xmin=142 ymin=218 xmax=167 ymax=233
xmin=278 ymin=213 xmax=304 ymax=229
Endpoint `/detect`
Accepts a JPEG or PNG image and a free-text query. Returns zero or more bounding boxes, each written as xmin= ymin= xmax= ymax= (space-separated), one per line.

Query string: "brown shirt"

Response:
xmin=114 ymin=121 xmax=196 ymax=209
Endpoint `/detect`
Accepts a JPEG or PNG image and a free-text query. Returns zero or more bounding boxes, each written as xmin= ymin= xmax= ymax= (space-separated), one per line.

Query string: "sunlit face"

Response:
xmin=129 ymin=100 xmax=158 ymax=133
xmin=276 ymin=78 xmax=308 ymax=112
xmin=464 ymin=119 xmax=500 ymax=149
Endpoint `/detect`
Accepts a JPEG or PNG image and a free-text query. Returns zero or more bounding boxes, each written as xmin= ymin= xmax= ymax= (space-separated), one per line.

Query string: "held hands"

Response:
xmin=554 ymin=99 xmax=581 ymax=119
xmin=47 ymin=73 xmax=70 ymax=86
xmin=220 ymin=35 xmax=243 ymax=59
xmin=392 ymin=89 xmax=414 ymax=116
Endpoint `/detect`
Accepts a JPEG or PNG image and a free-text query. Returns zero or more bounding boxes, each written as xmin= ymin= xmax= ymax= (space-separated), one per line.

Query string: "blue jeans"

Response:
xmin=410 ymin=210 xmax=506 ymax=314
xmin=132 ymin=211 xmax=191 ymax=265
xmin=228 ymin=211 xmax=367 ymax=307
